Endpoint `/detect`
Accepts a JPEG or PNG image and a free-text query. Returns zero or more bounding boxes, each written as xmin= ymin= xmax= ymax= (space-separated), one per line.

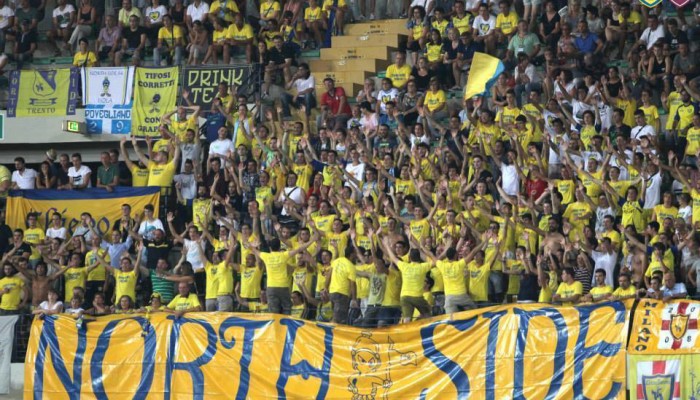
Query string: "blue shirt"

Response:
xmin=204 ymin=112 xmax=227 ymax=143
xmin=574 ymin=32 xmax=599 ymax=54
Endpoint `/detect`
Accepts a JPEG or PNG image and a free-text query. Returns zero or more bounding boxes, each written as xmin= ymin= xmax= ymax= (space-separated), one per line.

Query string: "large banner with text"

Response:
xmin=81 ymin=67 xmax=135 ymax=134
xmin=7 ymin=69 xmax=79 ymax=117
xmin=132 ymin=67 xmax=178 ymax=137
xmin=627 ymin=299 xmax=700 ymax=400
xmin=181 ymin=65 xmax=254 ymax=109
xmin=24 ymin=302 xmax=628 ymax=399
xmin=6 ymin=187 xmax=160 ymax=235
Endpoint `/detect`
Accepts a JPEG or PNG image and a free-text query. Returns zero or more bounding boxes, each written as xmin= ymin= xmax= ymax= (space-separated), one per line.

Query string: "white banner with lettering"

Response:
xmin=81 ymin=67 xmax=134 ymax=134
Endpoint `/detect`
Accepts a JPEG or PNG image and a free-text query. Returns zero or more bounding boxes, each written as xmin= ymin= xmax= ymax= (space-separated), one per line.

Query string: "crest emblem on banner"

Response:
xmin=670 ymin=314 xmax=689 ymax=341
xmin=642 ymin=375 xmax=674 ymax=400
xmin=30 ymin=71 xmax=58 ymax=106
xmin=669 ymin=0 xmax=690 ymax=7
xmin=638 ymin=0 xmax=662 ymax=8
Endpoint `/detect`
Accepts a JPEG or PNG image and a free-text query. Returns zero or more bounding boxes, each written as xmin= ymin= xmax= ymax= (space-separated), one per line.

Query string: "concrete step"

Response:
xmin=344 ymin=19 xmax=407 ymax=36
xmin=309 ymin=58 xmax=390 ymax=73
xmin=331 ymin=33 xmax=406 ymax=48
xmin=321 ymin=45 xmax=394 ymax=61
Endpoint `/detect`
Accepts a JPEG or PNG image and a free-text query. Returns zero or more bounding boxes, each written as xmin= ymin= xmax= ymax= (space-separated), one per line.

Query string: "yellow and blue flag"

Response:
xmin=464 ymin=52 xmax=505 ymax=100
xmin=7 ymin=68 xmax=79 ymax=117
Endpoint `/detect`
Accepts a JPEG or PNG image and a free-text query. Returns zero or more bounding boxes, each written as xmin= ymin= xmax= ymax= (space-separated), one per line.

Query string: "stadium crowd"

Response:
xmin=0 ymin=0 xmax=699 ymax=327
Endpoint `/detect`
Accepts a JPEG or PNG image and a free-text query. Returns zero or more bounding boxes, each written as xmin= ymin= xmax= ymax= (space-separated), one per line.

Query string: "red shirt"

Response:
xmin=320 ymin=87 xmax=351 ymax=115
xmin=526 ymin=177 xmax=547 ymax=200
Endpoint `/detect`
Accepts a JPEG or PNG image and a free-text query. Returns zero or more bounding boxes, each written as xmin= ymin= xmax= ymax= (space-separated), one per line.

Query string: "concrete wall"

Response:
xmin=0 ymin=110 xmax=124 ymax=163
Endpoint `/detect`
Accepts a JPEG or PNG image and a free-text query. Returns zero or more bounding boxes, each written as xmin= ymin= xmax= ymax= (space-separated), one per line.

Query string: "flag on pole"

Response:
xmin=464 ymin=52 xmax=505 ymax=100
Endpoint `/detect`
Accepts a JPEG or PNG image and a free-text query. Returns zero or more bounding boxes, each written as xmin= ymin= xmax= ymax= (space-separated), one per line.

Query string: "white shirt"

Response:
xmin=640 ymin=25 xmax=665 ymax=49
xmin=209 ymin=138 xmax=234 ymax=158
xmin=12 ymin=168 xmax=37 ymax=189
xmin=472 ymin=14 xmax=495 ymax=36
xmin=53 ymin=4 xmax=75 ymax=28
xmin=376 ymin=88 xmax=399 ymax=114
xmin=293 ymin=75 xmax=315 ymax=94
xmin=661 ymin=282 xmax=687 ymax=298
xmin=345 ymin=162 xmax=365 ymax=190
xmin=0 ymin=6 xmax=14 ymax=30
xmin=514 ymin=63 xmax=540 ymax=85
xmin=184 ymin=238 xmax=205 ymax=271
xmin=173 ymin=173 xmax=197 ymax=200
xmin=38 ymin=300 xmax=63 ymax=312
xmin=591 ymin=251 xmax=617 ymax=287
xmin=631 ymin=124 xmax=656 ymax=141
xmin=500 ymin=164 xmax=519 ymax=196
xmin=145 ymin=5 xmax=167 ymax=23
xmin=138 ymin=218 xmax=164 ymax=240
xmin=280 ymin=186 xmax=304 ymax=215
xmin=180 ymin=142 xmax=201 ymax=172
xmin=643 ymin=173 xmax=662 ymax=209
xmin=186 ymin=1 xmax=210 ymax=22
xmin=46 ymin=226 xmax=67 ymax=240
xmin=68 ymin=165 xmax=92 ymax=188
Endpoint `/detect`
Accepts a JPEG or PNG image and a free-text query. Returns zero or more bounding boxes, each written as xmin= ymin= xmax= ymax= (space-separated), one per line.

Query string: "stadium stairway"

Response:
xmin=312 ymin=19 xmax=406 ymax=95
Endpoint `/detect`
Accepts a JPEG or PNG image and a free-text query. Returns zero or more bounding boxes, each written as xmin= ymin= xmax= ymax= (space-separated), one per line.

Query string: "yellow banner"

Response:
xmin=132 ymin=67 xmax=178 ymax=137
xmin=628 ymin=299 xmax=700 ymax=355
xmin=24 ymin=302 xmax=628 ymax=399
xmin=7 ymin=69 xmax=79 ymax=117
xmin=6 ymin=187 xmax=160 ymax=234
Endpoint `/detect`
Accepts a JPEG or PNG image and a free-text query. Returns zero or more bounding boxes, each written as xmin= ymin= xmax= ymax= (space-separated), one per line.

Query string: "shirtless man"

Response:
xmin=521 ymin=216 xmax=566 ymax=255
xmin=14 ymin=260 xmax=68 ymax=307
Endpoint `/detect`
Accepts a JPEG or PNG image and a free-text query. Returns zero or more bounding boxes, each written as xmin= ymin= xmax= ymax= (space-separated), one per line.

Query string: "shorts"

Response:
xmin=377 ymin=306 xmax=401 ymax=327
xmin=205 ymin=298 xmax=218 ymax=312
xmin=217 ymin=295 xmax=233 ymax=312
xmin=267 ymin=287 xmax=292 ymax=315
xmin=489 ymin=271 xmax=504 ymax=296
xmin=330 ymin=292 xmax=350 ymax=324
xmin=444 ymin=293 xmax=477 ymax=314
xmin=523 ymin=0 xmax=541 ymax=6
xmin=362 ymin=304 xmax=382 ymax=328
xmin=406 ymin=40 xmax=421 ymax=52
xmin=400 ymin=296 xmax=431 ymax=318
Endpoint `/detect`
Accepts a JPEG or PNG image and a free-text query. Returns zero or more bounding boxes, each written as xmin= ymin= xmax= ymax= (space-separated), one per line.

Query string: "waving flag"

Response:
xmin=464 ymin=52 xmax=505 ymax=100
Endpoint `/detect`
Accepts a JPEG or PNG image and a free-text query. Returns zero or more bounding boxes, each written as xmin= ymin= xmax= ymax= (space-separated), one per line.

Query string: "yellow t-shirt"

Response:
xmin=589 ymin=285 xmax=613 ymax=301
xmin=114 ymin=269 xmax=138 ymax=302
xmin=385 ymin=64 xmax=412 ymax=88
xmin=555 ymin=281 xmax=583 ymax=306
xmin=675 ymin=103 xmax=695 ymax=134
xmin=618 ymin=10 xmax=642 ymax=26
xmin=147 ymin=161 xmax=176 ymax=189
xmin=73 ymin=51 xmax=98 ymax=67
xmin=666 ymin=91 xmax=683 ymax=130
xmin=167 ymin=293 xmax=201 ymax=311
xmin=204 ymin=261 xmax=221 ymax=299
xmin=612 ymin=285 xmax=636 ymax=298
xmin=0 ymin=276 xmax=24 ymax=310
xmin=130 ymin=165 xmax=149 ymax=187
xmin=227 ymin=23 xmax=254 ymax=41
xmin=322 ymin=0 xmax=346 ymax=13
xmin=496 ymin=12 xmax=518 ymax=35
xmin=556 ymin=179 xmax=575 ymax=205
xmin=239 ymin=265 xmax=264 ymax=299
xmin=467 ymin=261 xmax=489 ymax=302
xmin=64 ymin=267 xmax=87 ymax=300
xmin=452 ymin=14 xmax=473 ymax=34
xmin=171 ymin=116 xmax=198 ymax=140
xmin=616 ymin=98 xmax=637 ymax=127
xmin=423 ymin=90 xmax=446 ymax=112
xmin=685 ymin=127 xmax=700 ymax=156
xmin=212 ymin=28 xmax=228 ymax=44
xmin=215 ymin=263 xmax=234 ymax=296
xmin=639 ymin=105 xmax=659 ymax=127
xmin=653 ymin=204 xmax=678 ymax=224
xmin=505 ymin=259 xmax=524 ymax=295
xmin=496 ymin=106 xmax=522 ymax=127
xmin=425 ymin=42 xmax=443 ymax=62
xmin=328 ymin=257 xmax=357 ymax=296
xmin=157 ymin=25 xmax=184 ymax=47
xmin=436 ymin=259 xmax=467 ymax=296
xmin=304 ymin=6 xmax=322 ymax=22
xmin=396 ymin=261 xmax=431 ymax=297
xmin=354 ymin=263 xmax=374 ymax=299
xmin=259 ymin=0 xmax=280 ymax=19
xmin=24 ymin=227 xmax=45 ymax=261
xmin=210 ymin=0 xmax=240 ymax=22
xmin=382 ymin=269 xmax=402 ymax=307
xmin=261 ymin=251 xmax=291 ymax=288
xmin=85 ymin=248 xmax=109 ymax=281
xmin=563 ymin=201 xmax=593 ymax=228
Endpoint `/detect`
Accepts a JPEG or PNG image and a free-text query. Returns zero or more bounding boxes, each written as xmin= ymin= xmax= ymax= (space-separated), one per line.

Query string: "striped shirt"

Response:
xmin=150 ymin=270 xmax=175 ymax=303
